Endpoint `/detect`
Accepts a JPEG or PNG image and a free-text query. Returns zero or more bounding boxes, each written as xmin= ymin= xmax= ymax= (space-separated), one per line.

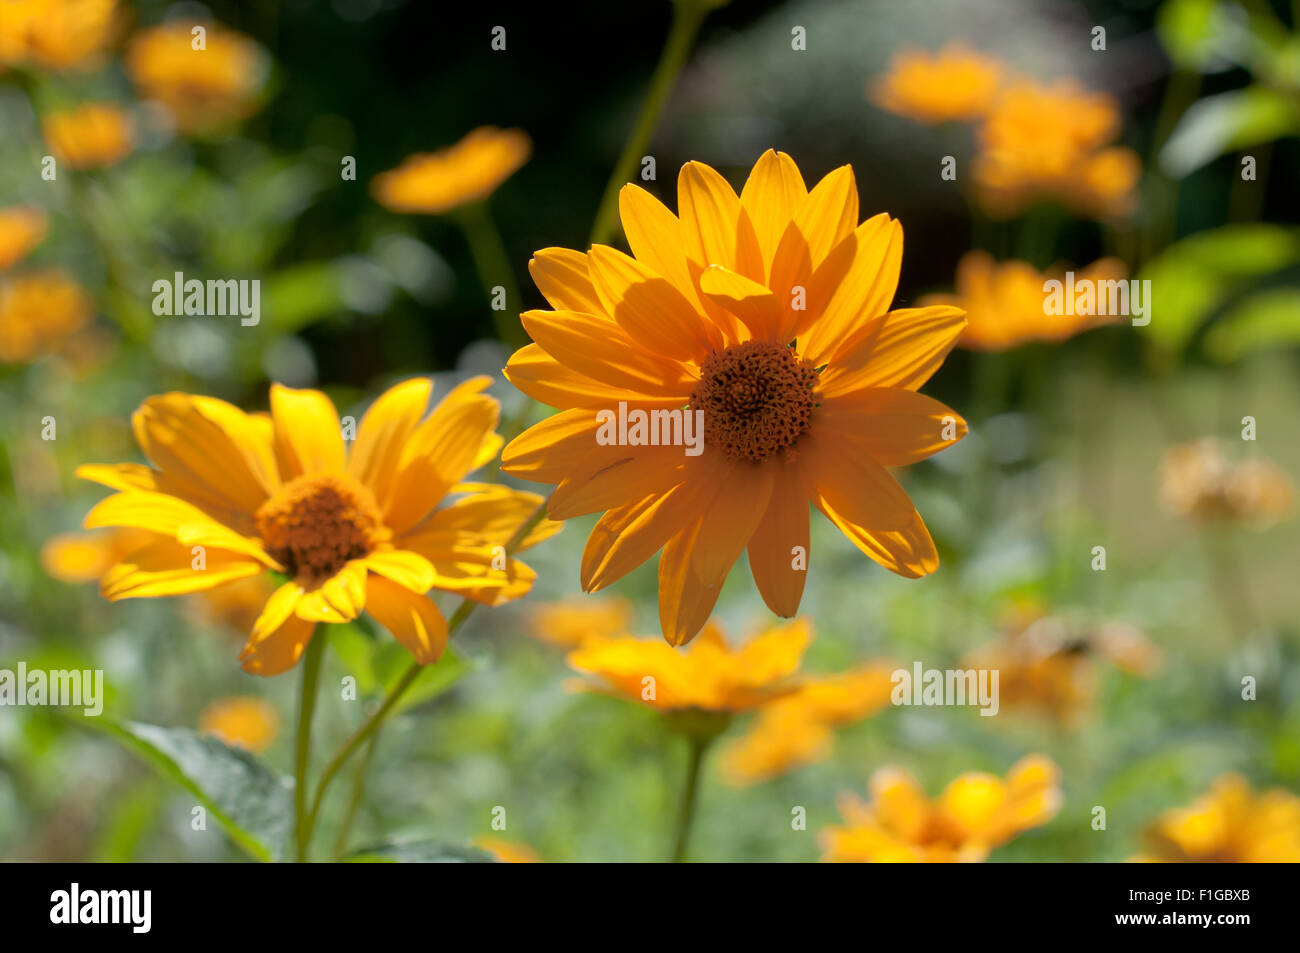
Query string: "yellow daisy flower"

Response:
xmin=0 ymin=205 xmax=48 ymax=271
xmin=199 ymin=696 xmax=279 ymax=753
xmin=371 ymin=127 xmax=532 ymax=215
xmin=40 ymin=527 xmax=156 ymax=583
xmin=530 ymin=595 xmax=634 ymax=649
xmin=42 ymin=103 xmax=134 ymax=170
xmin=1134 ymin=775 xmax=1300 ymax=862
xmin=1160 ymin=438 xmax=1295 ymax=529
xmin=870 ymin=43 xmax=1003 ymax=123
xmin=0 ymin=269 xmax=94 ymax=363
xmin=125 ymin=21 xmax=265 ymax=133
xmin=921 ymin=251 xmax=1127 ymax=351
xmin=74 ymin=376 xmax=560 ymax=676
xmin=501 ymin=150 xmax=968 ymax=646
xmin=0 ymin=0 xmax=118 ymax=72
xmin=820 ymin=755 xmax=1062 ymax=862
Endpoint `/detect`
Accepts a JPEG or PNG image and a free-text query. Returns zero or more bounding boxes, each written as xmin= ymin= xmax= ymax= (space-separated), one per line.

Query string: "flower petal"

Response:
xmin=820 ymin=306 xmax=967 ymax=395
xmin=587 ymin=244 xmax=720 ymax=360
xmin=739 ymin=149 xmax=808 ymax=279
xmin=100 ymin=538 xmax=263 ymax=599
xmin=239 ymin=613 xmax=316 ymax=676
xmin=746 ymin=463 xmax=811 ymax=617
xmin=365 ymin=573 xmax=448 ymax=664
xmin=363 ymin=548 xmax=436 ymax=593
xmin=347 ymin=378 xmax=433 ymax=506
xmin=270 ymin=385 xmax=345 ymax=477
xmin=528 ymin=247 xmax=605 ymax=314
xmin=698 ymin=265 xmax=783 ymax=341
xmin=819 ymin=388 xmax=967 ymax=466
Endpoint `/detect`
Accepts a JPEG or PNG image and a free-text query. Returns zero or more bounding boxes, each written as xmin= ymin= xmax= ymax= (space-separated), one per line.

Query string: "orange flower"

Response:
xmin=1160 ymin=438 xmax=1295 ymax=528
xmin=73 ymin=377 xmax=560 ymax=675
xmin=502 ymin=151 xmax=967 ymax=646
xmin=40 ymin=527 xmax=156 ymax=583
xmin=0 ymin=206 xmax=48 ymax=271
xmin=870 ymin=43 xmax=1003 ymax=123
xmin=0 ymin=0 xmax=118 ymax=72
xmin=1134 ymin=775 xmax=1300 ymax=862
xmin=371 ymin=127 xmax=532 ymax=215
xmin=43 ymin=103 xmax=133 ymax=169
xmin=921 ymin=251 xmax=1127 ymax=351
xmin=126 ymin=21 xmax=265 ymax=133
xmin=0 ymin=269 xmax=95 ymax=363
xmin=472 ymin=836 xmax=542 ymax=863
xmin=820 ymin=755 xmax=1062 ymax=862
xmin=199 ymin=696 xmax=279 ymax=753
xmin=530 ymin=596 xmax=634 ymax=649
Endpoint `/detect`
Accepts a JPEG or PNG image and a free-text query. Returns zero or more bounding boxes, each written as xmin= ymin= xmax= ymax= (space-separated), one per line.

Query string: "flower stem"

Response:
xmin=588 ymin=0 xmax=711 ymax=248
xmin=669 ymin=733 xmax=710 ymax=862
xmin=456 ymin=201 xmax=525 ymax=347
xmin=292 ymin=633 xmax=326 ymax=862
xmin=331 ymin=732 xmax=379 ymax=860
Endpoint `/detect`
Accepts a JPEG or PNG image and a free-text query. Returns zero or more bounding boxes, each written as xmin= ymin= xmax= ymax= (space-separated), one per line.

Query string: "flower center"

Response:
xmin=254 ymin=474 xmax=385 ymax=582
xmin=690 ymin=341 xmax=818 ymax=463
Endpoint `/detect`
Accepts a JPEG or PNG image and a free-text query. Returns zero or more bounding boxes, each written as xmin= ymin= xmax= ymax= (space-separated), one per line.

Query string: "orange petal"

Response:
xmin=239 ymin=613 xmax=317 ymax=676
xmin=799 ymin=215 xmax=900 ymax=363
xmin=698 ymin=265 xmax=783 ymax=341
xmin=270 ymin=385 xmax=345 ymax=477
xmin=587 ymin=244 xmax=719 ymax=360
xmin=100 ymin=538 xmax=263 ymax=599
xmin=365 ymin=573 xmax=448 ymax=664
xmin=528 ymin=247 xmax=605 ymax=314
xmin=548 ymin=445 xmax=688 ymax=520
xmin=746 ymin=463 xmax=811 ymax=616
xmin=739 ymin=149 xmax=808 ymax=279
xmin=505 ymin=343 xmax=680 ymax=410
xmin=347 ymin=378 xmax=433 ymax=506
xmin=818 ymin=388 xmax=967 ymax=466
xmin=820 ymin=305 xmax=966 ymax=395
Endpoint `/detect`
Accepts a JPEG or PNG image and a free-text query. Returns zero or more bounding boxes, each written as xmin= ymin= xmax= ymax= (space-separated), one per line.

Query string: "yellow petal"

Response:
xmin=270 ymin=384 xmax=345 ymax=477
xmin=347 ymin=377 xmax=433 ymax=506
xmin=364 ymin=548 xmax=436 ymax=593
xmin=820 ymin=305 xmax=966 ymax=395
xmin=587 ymin=243 xmax=720 ymax=359
xmin=239 ymin=613 xmax=316 ymax=676
xmin=365 ymin=573 xmax=448 ymax=664
xmin=739 ymin=149 xmax=808 ymax=279
xmin=100 ymin=539 xmax=263 ymax=599
xmin=818 ymin=388 xmax=967 ymax=466
xmin=528 ymin=247 xmax=604 ymax=314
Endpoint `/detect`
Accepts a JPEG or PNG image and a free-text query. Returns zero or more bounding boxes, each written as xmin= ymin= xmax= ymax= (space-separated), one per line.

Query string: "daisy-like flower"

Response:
xmin=530 ymin=595 xmax=634 ymax=649
xmin=74 ymin=377 xmax=560 ymax=676
xmin=0 ymin=269 xmax=94 ymax=363
xmin=721 ymin=660 xmax=895 ymax=785
xmin=371 ymin=127 xmax=532 ymax=215
xmin=199 ymin=696 xmax=279 ymax=753
xmin=1160 ymin=438 xmax=1295 ymax=529
xmin=502 ymin=151 xmax=967 ymax=646
xmin=870 ymin=43 xmax=1003 ymax=124
xmin=1134 ymin=775 xmax=1300 ymax=862
xmin=0 ymin=205 xmax=48 ymax=271
xmin=126 ymin=21 xmax=266 ymax=133
xmin=42 ymin=103 xmax=133 ymax=170
xmin=921 ymin=251 xmax=1127 ymax=351
xmin=820 ymin=755 xmax=1062 ymax=862
xmin=0 ymin=0 xmax=118 ymax=72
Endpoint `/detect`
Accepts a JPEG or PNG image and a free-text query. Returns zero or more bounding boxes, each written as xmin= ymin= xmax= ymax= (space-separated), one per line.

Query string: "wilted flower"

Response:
xmin=73 ymin=377 xmax=560 ymax=675
xmin=42 ymin=103 xmax=133 ymax=169
xmin=1134 ymin=775 xmax=1300 ymax=862
xmin=0 ymin=269 xmax=94 ymax=363
xmin=0 ymin=206 xmax=48 ymax=270
xmin=870 ymin=43 xmax=1003 ymax=123
xmin=820 ymin=755 xmax=1062 ymax=862
xmin=921 ymin=251 xmax=1127 ymax=351
xmin=1160 ymin=438 xmax=1295 ymax=528
xmin=371 ymin=127 xmax=532 ymax=215
xmin=530 ymin=596 xmax=634 ymax=649
xmin=502 ymin=150 xmax=967 ymax=646
xmin=199 ymin=696 xmax=279 ymax=753
xmin=0 ymin=0 xmax=118 ymax=72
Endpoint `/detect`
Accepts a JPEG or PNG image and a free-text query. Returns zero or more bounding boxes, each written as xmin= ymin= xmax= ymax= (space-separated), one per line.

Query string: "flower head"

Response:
xmin=199 ymin=696 xmax=279 ymax=753
xmin=820 ymin=755 xmax=1062 ymax=862
xmin=1135 ymin=775 xmax=1300 ymax=862
xmin=530 ymin=595 xmax=634 ymax=649
xmin=1160 ymin=438 xmax=1295 ymax=528
xmin=870 ymin=43 xmax=1003 ymax=123
xmin=371 ymin=127 xmax=532 ymax=215
xmin=502 ymin=151 xmax=967 ymax=646
xmin=0 ymin=269 xmax=94 ymax=363
xmin=0 ymin=205 xmax=48 ymax=271
xmin=74 ymin=377 xmax=560 ymax=675
xmin=0 ymin=0 xmax=118 ymax=72
xmin=42 ymin=103 xmax=133 ymax=169
xmin=126 ymin=21 xmax=265 ymax=133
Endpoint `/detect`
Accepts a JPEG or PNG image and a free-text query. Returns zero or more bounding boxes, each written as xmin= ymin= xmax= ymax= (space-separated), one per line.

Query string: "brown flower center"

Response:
xmin=690 ymin=341 xmax=818 ymax=463
xmin=254 ymin=474 xmax=385 ymax=582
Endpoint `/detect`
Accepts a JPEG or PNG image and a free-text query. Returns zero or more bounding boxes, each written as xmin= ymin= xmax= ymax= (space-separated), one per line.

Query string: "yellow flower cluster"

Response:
xmin=1160 ymin=438 xmax=1295 ymax=529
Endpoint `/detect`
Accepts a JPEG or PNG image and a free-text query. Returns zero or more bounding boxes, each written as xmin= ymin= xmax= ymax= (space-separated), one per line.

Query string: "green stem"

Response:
xmin=331 ymin=733 xmax=379 ymax=860
xmin=669 ymin=733 xmax=710 ymax=862
xmin=588 ymin=0 xmax=711 ymax=247
xmin=456 ymin=201 xmax=525 ymax=347
xmin=292 ymin=634 xmax=326 ymax=862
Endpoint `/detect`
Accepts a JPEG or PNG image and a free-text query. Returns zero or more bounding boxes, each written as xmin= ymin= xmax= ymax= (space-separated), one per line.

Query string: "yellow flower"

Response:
xmin=0 ymin=0 xmax=118 ymax=72
xmin=472 ymin=836 xmax=542 ymax=863
xmin=921 ymin=251 xmax=1127 ymax=351
xmin=1135 ymin=775 xmax=1300 ymax=862
xmin=502 ymin=151 xmax=968 ymax=646
xmin=568 ymin=618 xmax=809 ymax=714
xmin=530 ymin=595 xmax=634 ymax=649
xmin=74 ymin=377 xmax=561 ymax=676
xmin=870 ymin=43 xmax=1003 ymax=123
xmin=1160 ymin=438 xmax=1295 ymax=528
xmin=199 ymin=696 xmax=279 ymax=753
xmin=41 ymin=527 xmax=156 ymax=583
xmin=371 ymin=127 xmax=532 ymax=215
xmin=42 ymin=103 xmax=133 ymax=170
xmin=722 ymin=661 xmax=895 ymax=785
xmin=0 ymin=205 xmax=48 ymax=271
xmin=820 ymin=755 xmax=1062 ymax=862
xmin=126 ymin=21 xmax=265 ymax=133
xmin=973 ymin=78 xmax=1140 ymax=219
xmin=0 ymin=269 xmax=94 ymax=363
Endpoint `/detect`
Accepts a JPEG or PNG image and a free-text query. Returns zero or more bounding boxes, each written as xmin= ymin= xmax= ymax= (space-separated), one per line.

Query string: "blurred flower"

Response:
xmin=199 ymin=696 xmax=279 ymax=753
xmin=41 ymin=527 xmax=155 ymax=583
xmin=0 ymin=268 xmax=94 ymax=363
xmin=126 ymin=21 xmax=265 ymax=133
xmin=42 ymin=103 xmax=133 ymax=169
xmin=371 ymin=127 xmax=532 ymax=215
xmin=0 ymin=205 xmax=48 ymax=270
xmin=472 ymin=836 xmax=542 ymax=863
xmin=530 ymin=595 xmax=634 ymax=649
xmin=0 ymin=0 xmax=118 ymax=72
xmin=184 ymin=573 xmax=279 ymax=635
xmin=1160 ymin=438 xmax=1295 ymax=528
xmin=1134 ymin=775 xmax=1300 ymax=862
xmin=721 ymin=661 xmax=895 ymax=785
xmin=870 ymin=43 xmax=1003 ymax=123
xmin=73 ymin=377 xmax=560 ymax=675
xmin=568 ymin=618 xmax=809 ymax=715
xmin=502 ymin=150 xmax=967 ymax=646
xmin=921 ymin=251 xmax=1127 ymax=351
xmin=972 ymin=78 xmax=1140 ymax=219
xmin=820 ymin=755 xmax=1061 ymax=862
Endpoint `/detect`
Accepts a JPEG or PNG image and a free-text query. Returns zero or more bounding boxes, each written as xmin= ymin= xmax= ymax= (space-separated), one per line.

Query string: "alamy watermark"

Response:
xmin=152 ymin=271 xmax=260 ymax=326
xmin=595 ymin=401 xmax=705 ymax=456
xmin=1043 ymin=272 xmax=1151 ymax=326
xmin=0 ymin=663 xmax=104 ymax=716
xmin=891 ymin=661 xmax=999 ymax=716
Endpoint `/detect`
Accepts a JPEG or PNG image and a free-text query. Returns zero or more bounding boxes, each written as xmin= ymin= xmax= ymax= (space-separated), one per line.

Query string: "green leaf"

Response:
xmin=344 ymin=840 xmax=496 ymax=863
xmin=1205 ymin=287 xmax=1300 ymax=361
xmin=1159 ymin=86 xmax=1298 ymax=178
xmin=265 ymin=261 xmax=344 ymax=332
xmin=1156 ymin=0 xmax=1225 ymax=72
xmin=327 ymin=623 xmax=380 ymax=696
xmin=93 ymin=720 xmax=293 ymax=862
xmin=376 ymin=643 xmax=471 ymax=715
